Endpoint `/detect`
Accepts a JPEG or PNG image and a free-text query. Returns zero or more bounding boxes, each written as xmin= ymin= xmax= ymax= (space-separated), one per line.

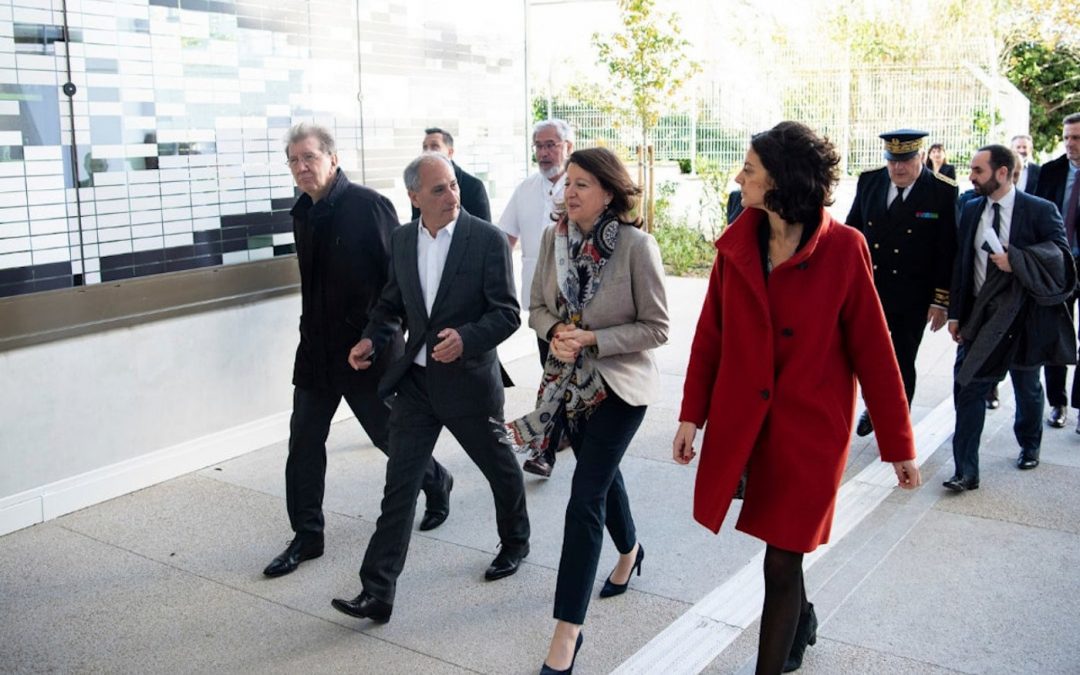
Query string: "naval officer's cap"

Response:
xmin=879 ymin=129 xmax=929 ymax=161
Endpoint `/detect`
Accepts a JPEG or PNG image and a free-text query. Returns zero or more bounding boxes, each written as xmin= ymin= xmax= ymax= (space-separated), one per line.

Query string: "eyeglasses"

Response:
xmin=286 ymin=152 xmax=324 ymax=169
xmin=533 ymin=141 xmax=564 ymax=152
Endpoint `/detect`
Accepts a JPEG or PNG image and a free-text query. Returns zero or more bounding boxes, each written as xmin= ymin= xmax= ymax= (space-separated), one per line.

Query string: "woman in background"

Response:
xmin=926 ymin=142 xmax=957 ymax=179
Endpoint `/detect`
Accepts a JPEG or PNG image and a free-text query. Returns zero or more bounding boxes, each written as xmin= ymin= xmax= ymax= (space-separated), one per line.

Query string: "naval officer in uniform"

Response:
xmin=846 ymin=129 xmax=958 ymax=436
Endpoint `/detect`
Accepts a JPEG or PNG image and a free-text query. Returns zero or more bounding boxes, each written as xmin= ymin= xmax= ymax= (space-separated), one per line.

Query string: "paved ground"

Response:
xmin=2 ymin=274 xmax=1079 ymax=674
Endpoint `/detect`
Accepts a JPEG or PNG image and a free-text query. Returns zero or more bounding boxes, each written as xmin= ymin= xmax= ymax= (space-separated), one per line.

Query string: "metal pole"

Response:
xmin=647 ymin=144 xmax=655 ymax=233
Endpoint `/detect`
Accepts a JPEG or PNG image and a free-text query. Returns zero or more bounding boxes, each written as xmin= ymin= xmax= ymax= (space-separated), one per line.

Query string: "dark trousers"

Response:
xmin=884 ymin=308 xmax=927 ymax=404
xmin=952 ymin=344 xmax=1044 ymax=479
xmin=1043 ymin=295 xmax=1079 ymax=408
xmin=359 ymin=366 xmax=529 ymax=604
xmin=285 ymin=385 xmax=446 ymax=536
xmin=553 ymin=389 xmax=646 ymax=625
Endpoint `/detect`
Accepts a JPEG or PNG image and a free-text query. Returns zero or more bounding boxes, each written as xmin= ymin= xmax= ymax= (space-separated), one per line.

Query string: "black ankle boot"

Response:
xmin=782 ymin=603 xmax=817 ymax=672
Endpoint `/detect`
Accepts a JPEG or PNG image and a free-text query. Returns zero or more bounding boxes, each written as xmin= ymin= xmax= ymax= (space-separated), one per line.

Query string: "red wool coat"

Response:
xmin=680 ymin=208 xmax=916 ymax=553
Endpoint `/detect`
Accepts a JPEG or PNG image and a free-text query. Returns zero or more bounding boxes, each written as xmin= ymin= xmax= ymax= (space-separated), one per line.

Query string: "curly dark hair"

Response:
xmin=565 ymin=147 xmax=643 ymax=227
xmin=749 ymin=121 xmax=840 ymax=227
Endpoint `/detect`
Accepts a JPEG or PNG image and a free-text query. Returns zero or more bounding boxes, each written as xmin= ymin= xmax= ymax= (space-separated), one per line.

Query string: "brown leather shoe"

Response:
xmin=523 ymin=455 xmax=553 ymax=477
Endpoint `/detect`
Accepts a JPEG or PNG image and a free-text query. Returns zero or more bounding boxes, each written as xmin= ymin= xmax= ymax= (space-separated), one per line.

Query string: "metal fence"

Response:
xmin=548 ymin=60 xmax=1022 ymax=176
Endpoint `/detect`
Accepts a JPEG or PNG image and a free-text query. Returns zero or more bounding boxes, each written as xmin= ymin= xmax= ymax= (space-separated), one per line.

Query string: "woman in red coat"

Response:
xmin=672 ymin=121 xmax=922 ymax=674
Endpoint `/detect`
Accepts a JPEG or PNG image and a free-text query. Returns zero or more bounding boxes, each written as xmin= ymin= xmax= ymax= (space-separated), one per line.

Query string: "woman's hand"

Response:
xmin=556 ymin=327 xmax=596 ymax=348
xmin=673 ymin=421 xmax=698 ymax=465
xmin=548 ymin=334 xmax=580 ymax=363
xmin=892 ymin=460 xmax=921 ymax=489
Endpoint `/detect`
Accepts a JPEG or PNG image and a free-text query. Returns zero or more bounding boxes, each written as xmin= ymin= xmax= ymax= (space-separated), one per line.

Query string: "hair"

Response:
xmin=565 ymin=147 xmax=642 ymax=227
xmin=424 ymin=127 xmax=454 ymax=148
xmin=1011 ymin=133 xmax=1033 ymax=144
xmin=977 ymin=144 xmax=1016 ymax=176
xmin=1063 ymin=112 xmax=1080 ymax=126
xmin=284 ymin=122 xmax=336 ymax=157
xmin=403 ymin=152 xmax=454 ymax=192
xmin=749 ymin=121 xmax=840 ymax=227
xmin=533 ymin=118 xmax=575 ymax=144
xmin=924 ymin=142 xmax=945 ymax=169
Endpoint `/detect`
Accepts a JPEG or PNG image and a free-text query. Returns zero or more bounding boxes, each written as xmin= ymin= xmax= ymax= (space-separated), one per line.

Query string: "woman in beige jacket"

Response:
xmin=506 ymin=147 xmax=669 ymax=674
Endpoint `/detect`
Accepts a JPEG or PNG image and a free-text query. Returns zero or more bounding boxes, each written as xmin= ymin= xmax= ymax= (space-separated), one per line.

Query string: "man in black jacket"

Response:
xmin=946 ymin=145 xmax=1069 ymax=491
xmin=847 ymin=129 xmax=958 ymax=436
xmin=263 ymin=124 xmax=453 ymax=578
xmin=1034 ymin=113 xmax=1080 ymax=430
xmin=410 ymin=127 xmax=491 ymax=222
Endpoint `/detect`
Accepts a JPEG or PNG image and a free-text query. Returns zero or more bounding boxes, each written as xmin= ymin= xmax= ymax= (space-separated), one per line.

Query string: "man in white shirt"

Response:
xmin=332 ymin=153 xmax=530 ymax=623
xmin=945 ymin=144 xmax=1069 ymax=492
xmin=499 ymin=119 xmax=574 ymax=476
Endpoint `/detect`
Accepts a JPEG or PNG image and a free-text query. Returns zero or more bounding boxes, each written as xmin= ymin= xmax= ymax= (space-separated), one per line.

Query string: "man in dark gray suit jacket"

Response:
xmin=945 ymin=144 xmax=1069 ymax=492
xmin=1011 ymin=134 xmax=1041 ymax=194
xmin=331 ymin=153 xmax=530 ymax=623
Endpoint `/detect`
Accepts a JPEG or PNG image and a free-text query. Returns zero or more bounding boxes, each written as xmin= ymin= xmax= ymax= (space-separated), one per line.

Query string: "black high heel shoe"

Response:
xmin=599 ymin=543 xmax=644 ymax=598
xmin=540 ymin=631 xmax=583 ymax=675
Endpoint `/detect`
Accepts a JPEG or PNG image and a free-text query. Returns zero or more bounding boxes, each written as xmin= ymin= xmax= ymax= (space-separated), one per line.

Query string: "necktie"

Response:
xmin=889 ymin=186 xmax=906 ymax=214
xmin=1065 ymin=174 xmax=1079 ymax=250
xmin=991 ymin=202 xmax=1001 ymax=237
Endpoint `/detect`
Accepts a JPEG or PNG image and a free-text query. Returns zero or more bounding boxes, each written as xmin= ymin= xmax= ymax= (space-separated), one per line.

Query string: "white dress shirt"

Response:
xmin=498 ymin=171 xmax=565 ymax=303
xmin=974 ymin=186 xmax=1015 ymax=294
xmin=414 ymin=217 xmax=457 ymax=366
xmin=886 ymin=180 xmax=914 ymax=207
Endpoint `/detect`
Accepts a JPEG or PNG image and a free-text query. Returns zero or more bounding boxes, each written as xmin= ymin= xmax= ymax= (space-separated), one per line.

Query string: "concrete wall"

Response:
xmin=0 ymin=291 xmax=322 ymax=535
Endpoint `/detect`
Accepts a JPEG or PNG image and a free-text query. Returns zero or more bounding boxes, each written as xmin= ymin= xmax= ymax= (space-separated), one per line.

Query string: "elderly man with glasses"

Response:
xmin=263 ymin=123 xmax=454 ymax=579
xmin=498 ymin=118 xmax=575 ymax=477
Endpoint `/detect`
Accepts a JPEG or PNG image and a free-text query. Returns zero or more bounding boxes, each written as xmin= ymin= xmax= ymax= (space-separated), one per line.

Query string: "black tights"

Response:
xmin=756 ymin=545 xmax=808 ymax=675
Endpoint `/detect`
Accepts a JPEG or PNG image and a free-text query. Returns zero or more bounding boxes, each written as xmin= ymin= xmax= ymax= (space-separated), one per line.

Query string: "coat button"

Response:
xmin=873 ymin=264 xmax=878 ymax=270
xmin=868 ymin=221 xmax=873 ymax=226
xmin=781 ymin=328 xmax=794 ymax=337
xmin=873 ymin=243 xmax=879 ymax=249
xmin=760 ymin=389 xmax=770 ymax=400
xmin=894 ymin=249 xmax=899 ymax=253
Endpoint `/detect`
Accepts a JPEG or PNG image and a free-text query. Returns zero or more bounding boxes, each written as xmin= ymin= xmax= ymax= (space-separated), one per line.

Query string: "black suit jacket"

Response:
xmin=290 ymin=169 xmax=403 ymax=391
xmin=1035 ymin=155 xmax=1071 ymax=214
xmin=1023 ymin=162 xmax=1041 ymax=194
xmin=950 ymin=190 xmax=1067 ymax=326
xmin=411 ymin=162 xmax=491 ymax=222
xmin=364 ymin=211 xmax=520 ymax=418
xmin=846 ymin=166 xmax=958 ymax=313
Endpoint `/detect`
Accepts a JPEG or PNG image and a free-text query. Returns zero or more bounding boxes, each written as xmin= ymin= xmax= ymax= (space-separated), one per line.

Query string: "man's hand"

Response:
xmin=431 ymin=328 xmax=463 ymax=363
xmin=348 ymin=338 xmax=374 ymax=370
xmin=927 ymin=306 xmax=947 ymax=332
xmin=947 ymin=320 xmax=962 ymax=344
xmin=989 ymin=251 xmax=1012 ymax=273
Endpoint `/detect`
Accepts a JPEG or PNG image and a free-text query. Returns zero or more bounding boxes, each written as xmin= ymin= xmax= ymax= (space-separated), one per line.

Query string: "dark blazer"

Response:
xmin=727 ymin=190 xmax=744 ymax=226
xmin=364 ymin=211 xmax=520 ymax=418
xmin=846 ymin=166 xmax=958 ymax=313
xmin=1023 ymin=162 xmax=1041 ymax=194
xmin=950 ymin=190 xmax=1068 ymax=326
xmin=927 ymin=163 xmax=957 ymax=180
xmin=291 ymin=169 xmax=403 ymax=391
xmin=411 ymin=162 xmax=491 ymax=222
xmin=1035 ymin=155 xmax=1071 ymax=213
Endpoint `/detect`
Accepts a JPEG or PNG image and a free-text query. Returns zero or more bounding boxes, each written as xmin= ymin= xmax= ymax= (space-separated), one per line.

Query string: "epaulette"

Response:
xmin=932 ymin=172 xmax=958 ymax=187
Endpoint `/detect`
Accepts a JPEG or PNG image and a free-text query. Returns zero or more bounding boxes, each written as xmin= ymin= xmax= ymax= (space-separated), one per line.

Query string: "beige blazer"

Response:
xmin=529 ymin=223 xmax=669 ymax=406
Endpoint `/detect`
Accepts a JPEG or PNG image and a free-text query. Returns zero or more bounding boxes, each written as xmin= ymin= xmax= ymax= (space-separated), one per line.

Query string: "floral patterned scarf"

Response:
xmin=504 ymin=211 xmax=621 ymax=456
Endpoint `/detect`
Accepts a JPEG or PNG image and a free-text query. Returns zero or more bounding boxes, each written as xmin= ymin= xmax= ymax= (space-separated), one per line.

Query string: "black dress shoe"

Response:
xmin=331 ymin=591 xmax=392 ymax=623
xmin=985 ymin=385 xmax=1000 ymax=410
xmin=485 ymin=543 xmax=529 ymax=581
xmin=942 ymin=475 xmax=979 ymax=492
xmin=419 ymin=472 xmax=453 ymax=531
xmin=1017 ymin=449 xmax=1040 ymax=470
xmin=263 ymin=534 xmax=324 ymax=577
xmin=855 ymin=411 xmax=873 ymax=437
xmin=540 ymin=631 xmax=583 ymax=675
xmin=1048 ymin=405 xmax=1067 ymax=428
xmin=783 ymin=603 xmax=817 ymax=672
xmin=599 ymin=543 xmax=644 ymax=598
